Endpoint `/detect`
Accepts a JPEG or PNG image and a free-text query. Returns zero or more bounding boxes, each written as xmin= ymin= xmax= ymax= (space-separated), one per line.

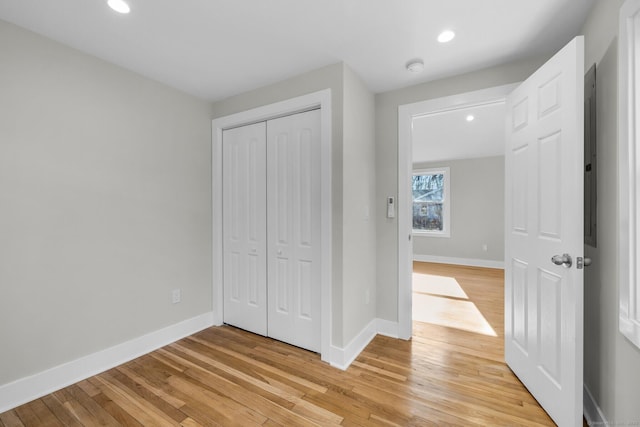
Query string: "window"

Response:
xmin=412 ymin=167 xmax=450 ymax=237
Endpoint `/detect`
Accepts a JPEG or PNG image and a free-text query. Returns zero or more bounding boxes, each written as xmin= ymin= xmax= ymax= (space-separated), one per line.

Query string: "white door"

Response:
xmin=222 ymin=122 xmax=267 ymax=335
xmin=505 ymin=37 xmax=584 ymax=427
xmin=266 ymin=110 xmax=321 ymax=352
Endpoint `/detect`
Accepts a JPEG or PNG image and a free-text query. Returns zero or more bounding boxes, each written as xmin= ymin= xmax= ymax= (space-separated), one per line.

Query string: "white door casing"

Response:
xmin=267 ymin=110 xmax=322 ymax=352
xmin=212 ymin=90 xmax=332 ymax=362
xmin=505 ymin=36 xmax=584 ymax=427
xmin=397 ymin=84 xmax=518 ymax=340
xmin=222 ymin=122 xmax=268 ymax=335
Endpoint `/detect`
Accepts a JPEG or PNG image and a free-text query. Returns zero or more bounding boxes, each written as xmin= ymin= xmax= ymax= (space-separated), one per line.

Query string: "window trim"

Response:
xmin=412 ymin=167 xmax=450 ymax=238
xmin=619 ymin=0 xmax=640 ymax=350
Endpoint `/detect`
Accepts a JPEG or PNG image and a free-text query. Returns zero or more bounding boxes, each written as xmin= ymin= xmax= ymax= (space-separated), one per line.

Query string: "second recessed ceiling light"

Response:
xmin=438 ymin=30 xmax=455 ymax=43
xmin=108 ymin=0 xmax=130 ymax=14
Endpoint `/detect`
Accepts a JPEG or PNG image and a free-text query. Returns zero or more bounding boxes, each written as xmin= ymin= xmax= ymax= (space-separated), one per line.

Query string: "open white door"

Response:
xmin=505 ymin=36 xmax=584 ymax=427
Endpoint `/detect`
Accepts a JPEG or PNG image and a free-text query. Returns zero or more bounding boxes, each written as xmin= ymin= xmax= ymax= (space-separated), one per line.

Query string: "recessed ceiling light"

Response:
xmin=438 ymin=30 xmax=456 ymax=43
xmin=406 ymin=59 xmax=424 ymax=73
xmin=466 ymin=115 xmax=475 ymax=122
xmin=108 ymin=0 xmax=130 ymax=14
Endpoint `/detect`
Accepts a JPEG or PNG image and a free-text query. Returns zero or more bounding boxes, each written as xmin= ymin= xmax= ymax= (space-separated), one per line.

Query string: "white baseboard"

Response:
xmin=376 ymin=318 xmax=399 ymax=338
xmin=584 ymin=384 xmax=608 ymax=426
xmin=0 ymin=312 xmax=214 ymax=414
xmin=1 ymin=313 xmax=399 ymax=409
xmin=330 ymin=319 xmax=378 ymax=370
xmin=329 ymin=318 xmax=401 ymax=370
xmin=413 ymin=254 xmax=504 ymax=269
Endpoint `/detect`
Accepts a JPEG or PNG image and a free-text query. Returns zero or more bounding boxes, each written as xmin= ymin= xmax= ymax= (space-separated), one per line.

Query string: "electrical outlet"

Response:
xmin=171 ymin=289 xmax=181 ymax=304
xmin=482 ymin=244 xmax=488 ymax=252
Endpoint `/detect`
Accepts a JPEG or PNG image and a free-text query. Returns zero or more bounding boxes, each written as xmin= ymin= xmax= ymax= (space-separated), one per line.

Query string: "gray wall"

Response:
xmin=374 ymin=56 xmax=548 ymax=322
xmin=581 ymin=0 xmax=640 ymax=424
xmin=342 ymin=65 xmax=377 ymax=344
xmin=412 ymin=156 xmax=504 ymax=263
xmin=0 ymin=21 xmax=213 ymax=386
xmin=211 ymin=63 xmax=377 ymax=348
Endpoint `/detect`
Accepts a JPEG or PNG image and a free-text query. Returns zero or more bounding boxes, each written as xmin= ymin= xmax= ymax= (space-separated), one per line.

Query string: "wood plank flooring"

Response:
xmin=0 ymin=262 xmax=556 ymax=426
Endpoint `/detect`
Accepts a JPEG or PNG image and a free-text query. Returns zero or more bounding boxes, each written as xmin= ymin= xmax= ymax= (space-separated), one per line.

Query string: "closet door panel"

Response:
xmin=223 ymin=122 xmax=267 ymax=335
xmin=267 ymin=110 xmax=321 ymax=352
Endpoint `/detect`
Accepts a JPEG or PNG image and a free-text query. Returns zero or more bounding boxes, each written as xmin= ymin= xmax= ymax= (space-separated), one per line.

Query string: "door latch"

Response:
xmin=577 ymin=257 xmax=592 ymax=269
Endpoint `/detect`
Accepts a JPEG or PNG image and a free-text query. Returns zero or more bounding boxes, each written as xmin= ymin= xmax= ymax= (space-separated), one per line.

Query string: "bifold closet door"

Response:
xmin=266 ymin=109 xmax=321 ymax=352
xmin=222 ymin=122 xmax=267 ymax=335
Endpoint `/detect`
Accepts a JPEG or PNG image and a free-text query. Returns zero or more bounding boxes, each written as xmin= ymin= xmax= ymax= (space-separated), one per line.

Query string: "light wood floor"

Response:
xmin=0 ymin=262 xmax=556 ymax=426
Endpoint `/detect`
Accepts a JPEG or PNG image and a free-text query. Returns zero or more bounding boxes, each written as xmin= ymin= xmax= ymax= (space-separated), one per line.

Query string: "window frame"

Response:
xmin=619 ymin=0 xmax=640 ymax=350
xmin=411 ymin=167 xmax=450 ymax=238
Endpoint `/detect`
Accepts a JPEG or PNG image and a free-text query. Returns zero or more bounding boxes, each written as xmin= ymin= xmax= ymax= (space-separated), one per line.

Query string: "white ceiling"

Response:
xmin=412 ymin=102 xmax=507 ymax=164
xmin=0 ymin=0 xmax=595 ymax=102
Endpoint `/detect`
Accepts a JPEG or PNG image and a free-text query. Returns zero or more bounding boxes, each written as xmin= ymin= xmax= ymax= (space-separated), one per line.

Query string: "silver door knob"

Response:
xmin=577 ymin=257 xmax=592 ymax=269
xmin=551 ymin=253 xmax=572 ymax=268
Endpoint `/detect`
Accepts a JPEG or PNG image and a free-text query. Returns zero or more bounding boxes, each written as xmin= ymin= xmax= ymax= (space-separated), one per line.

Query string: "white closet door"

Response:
xmin=266 ymin=109 xmax=321 ymax=352
xmin=222 ymin=122 xmax=267 ymax=335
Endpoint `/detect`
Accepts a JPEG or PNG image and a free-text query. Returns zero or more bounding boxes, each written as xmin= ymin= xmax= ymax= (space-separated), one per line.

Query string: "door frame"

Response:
xmin=212 ymin=89 xmax=332 ymax=362
xmin=397 ymin=83 xmax=518 ymax=339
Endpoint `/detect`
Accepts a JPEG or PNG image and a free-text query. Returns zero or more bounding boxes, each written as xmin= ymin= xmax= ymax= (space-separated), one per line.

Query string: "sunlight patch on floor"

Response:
xmin=412 ymin=273 xmax=497 ymax=337
xmin=413 ymin=273 xmax=469 ymax=299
